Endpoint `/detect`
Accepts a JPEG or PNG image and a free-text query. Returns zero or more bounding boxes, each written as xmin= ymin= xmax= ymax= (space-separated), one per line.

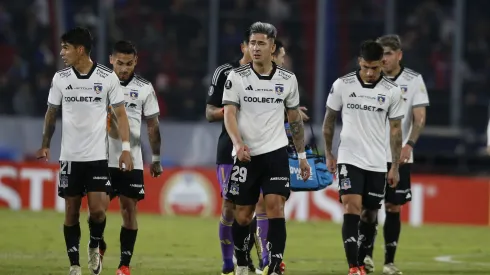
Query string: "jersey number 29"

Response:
xmin=231 ymin=166 xmax=247 ymax=183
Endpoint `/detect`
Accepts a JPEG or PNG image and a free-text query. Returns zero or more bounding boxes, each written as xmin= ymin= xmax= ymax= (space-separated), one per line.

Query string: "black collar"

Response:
xmin=356 ymin=70 xmax=382 ymax=89
xmin=120 ymin=73 xmax=135 ymax=87
xmin=250 ymin=62 xmax=277 ymax=80
xmin=72 ymin=62 xmax=97 ymax=79
xmin=388 ymin=66 xmax=404 ymax=82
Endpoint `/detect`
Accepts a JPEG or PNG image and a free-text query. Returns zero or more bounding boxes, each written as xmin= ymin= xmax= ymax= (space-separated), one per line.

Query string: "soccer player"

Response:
xmin=206 ymin=31 xmax=255 ymax=275
xmin=105 ymin=40 xmax=162 ymax=275
xmin=322 ymin=40 xmax=404 ymax=275
xmin=223 ymin=22 xmax=310 ymax=275
xmin=35 ymin=27 xmax=133 ymax=275
xmin=252 ymin=39 xmax=308 ymax=274
xmin=362 ymin=35 xmax=429 ymax=275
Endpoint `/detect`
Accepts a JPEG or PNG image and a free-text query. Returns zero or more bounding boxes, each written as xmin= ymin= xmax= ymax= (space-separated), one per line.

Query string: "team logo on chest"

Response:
xmin=400 ymin=85 xmax=408 ymax=94
xmin=94 ymin=83 xmax=103 ymax=94
xmin=377 ymin=94 xmax=386 ymax=105
xmin=130 ymin=90 xmax=139 ymax=100
xmin=275 ymin=83 xmax=284 ymax=95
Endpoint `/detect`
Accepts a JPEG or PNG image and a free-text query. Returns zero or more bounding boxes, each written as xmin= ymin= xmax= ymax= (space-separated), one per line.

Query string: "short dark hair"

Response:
xmin=359 ymin=40 xmax=384 ymax=62
xmin=376 ymin=34 xmax=402 ymax=51
xmin=273 ymin=39 xmax=284 ymax=56
xmin=248 ymin=22 xmax=277 ymax=40
xmin=61 ymin=27 xmax=93 ymax=55
xmin=243 ymin=29 xmax=251 ymax=43
xmin=112 ymin=40 xmax=137 ymax=55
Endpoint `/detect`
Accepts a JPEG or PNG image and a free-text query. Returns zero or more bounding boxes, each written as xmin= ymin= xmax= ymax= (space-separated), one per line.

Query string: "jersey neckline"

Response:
xmin=387 ymin=66 xmax=404 ymax=82
xmin=356 ymin=70 xmax=383 ymax=89
xmin=250 ymin=61 xmax=277 ymax=80
xmin=72 ymin=62 xmax=97 ymax=79
xmin=120 ymin=73 xmax=135 ymax=87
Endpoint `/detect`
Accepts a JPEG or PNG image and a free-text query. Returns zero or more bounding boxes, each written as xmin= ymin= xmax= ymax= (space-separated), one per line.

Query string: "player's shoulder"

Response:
xmin=232 ymin=63 xmax=252 ymax=77
xmin=400 ymin=67 xmax=422 ymax=81
xmin=212 ymin=63 xmax=235 ymax=82
xmin=54 ymin=67 xmax=73 ymax=80
xmin=379 ymin=76 xmax=398 ymax=91
xmin=276 ymin=65 xmax=295 ymax=81
xmin=133 ymin=74 xmax=152 ymax=88
xmin=96 ymin=63 xmax=113 ymax=73
xmin=337 ymin=71 xmax=357 ymax=85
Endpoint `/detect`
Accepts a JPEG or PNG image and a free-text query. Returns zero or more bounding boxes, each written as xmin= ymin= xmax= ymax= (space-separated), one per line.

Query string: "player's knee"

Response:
xmin=255 ymin=194 xmax=266 ymax=214
xmin=360 ymin=209 xmax=378 ymax=223
xmin=385 ymin=203 xmax=401 ymax=213
xmin=222 ymin=199 xmax=235 ymax=220
xmin=235 ymin=206 xmax=255 ymax=226
xmin=64 ymin=197 xmax=81 ymax=225
xmin=120 ymin=197 xmax=137 ymax=217
xmin=264 ymin=194 xmax=286 ymax=219
xmin=88 ymin=206 xmax=106 ymax=222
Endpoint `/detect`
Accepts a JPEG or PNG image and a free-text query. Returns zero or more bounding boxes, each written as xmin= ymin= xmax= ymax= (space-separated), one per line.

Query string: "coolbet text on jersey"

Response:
xmin=48 ymin=63 xmax=125 ymax=162
xmin=222 ymin=63 xmax=300 ymax=156
xmin=384 ymin=67 xmax=430 ymax=163
xmin=327 ymin=71 xmax=405 ymax=172
xmin=108 ymin=74 xmax=160 ymax=170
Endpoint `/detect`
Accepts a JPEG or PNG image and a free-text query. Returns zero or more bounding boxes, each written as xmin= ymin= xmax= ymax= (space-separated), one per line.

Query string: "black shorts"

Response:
xmin=109 ymin=168 xmax=145 ymax=201
xmin=57 ymin=160 xmax=111 ymax=198
xmin=225 ymin=146 xmax=290 ymax=206
xmin=337 ymin=163 xmax=386 ymax=210
xmin=385 ymin=163 xmax=411 ymax=205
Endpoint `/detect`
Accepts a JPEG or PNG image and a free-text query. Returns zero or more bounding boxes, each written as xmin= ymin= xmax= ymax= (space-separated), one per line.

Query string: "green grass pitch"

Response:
xmin=0 ymin=209 xmax=488 ymax=274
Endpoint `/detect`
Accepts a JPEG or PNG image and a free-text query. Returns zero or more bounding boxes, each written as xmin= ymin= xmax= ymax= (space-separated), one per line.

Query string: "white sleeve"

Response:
xmin=412 ymin=75 xmax=430 ymax=108
xmin=222 ymin=71 xmax=240 ymax=107
xmin=108 ymin=72 xmax=125 ymax=107
xmin=388 ymin=87 xmax=405 ymax=120
xmin=47 ymin=74 xmax=62 ymax=107
xmin=326 ymin=79 xmax=342 ymax=111
xmin=285 ymin=75 xmax=300 ymax=109
xmin=143 ymin=83 xmax=160 ymax=119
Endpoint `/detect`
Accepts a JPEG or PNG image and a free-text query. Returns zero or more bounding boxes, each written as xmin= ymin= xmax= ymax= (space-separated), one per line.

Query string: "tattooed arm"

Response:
xmin=286 ymin=108 xmax=305 ymax=153
xmin=408 ymin=106 xmax=426 ymax=144
xmin=322 ymin=107 xmax=338 ymax=158
xmin=146 ymin=116 xmax=161 ymax=156
xmin=205 ymin=104 xmax=224 ymax=122
xmin=389 ymin=119 xmax=402 ymax=166
xmin=41 ymin=106 xmax=58 ymax=149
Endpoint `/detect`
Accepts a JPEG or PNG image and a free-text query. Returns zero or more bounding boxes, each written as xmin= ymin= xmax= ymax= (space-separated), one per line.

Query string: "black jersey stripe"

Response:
xmin=234 ymin=64 xmax=250 ymax=73
xmin=211 ymin=63 xmax=233 ymax=85
xmin=382 ymin=76 xmax=398 ymax=87
xmin=97 ymin=64 xmax=113 ymax=72
xmin=340 ymin=71 xmax=356 ymax=79
xmin=135 ymin=75 xmax=150 ymax=85
xmin=56 ymin=67 xmax=71 ymax=73
xmin=277 ymin=66 xmax=294 ymax=75
xmin=404 ymin=68 xmax=420 ymax=76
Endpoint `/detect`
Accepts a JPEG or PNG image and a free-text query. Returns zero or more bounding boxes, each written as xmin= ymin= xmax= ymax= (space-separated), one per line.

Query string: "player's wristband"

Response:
xmin=152 ymin=155 xmax=160 ymax=162
xmin=406 ymin=140 xmax=416 ymax=148
xmin=122 ymin=141 xmax=131 ymax=152
xmin=297 ymin=152 xmax=307 ymax=159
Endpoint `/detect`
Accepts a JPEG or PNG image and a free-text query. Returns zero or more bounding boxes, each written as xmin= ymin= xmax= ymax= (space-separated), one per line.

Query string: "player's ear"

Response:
xmin=271 ymin=41 xmax=276 ymax=54
xmin=357 ymin=57 xmax=362 ymax=67
xmin=133 ymin=55 xmax=138 ymax=65
xmin=109 ymin=55 xmax=114 ymax=65
xmin=398 ymin=50 xmax=403 ymax=62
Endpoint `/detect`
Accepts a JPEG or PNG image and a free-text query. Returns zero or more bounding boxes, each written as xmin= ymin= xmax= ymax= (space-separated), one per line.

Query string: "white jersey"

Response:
xmin=47 ymin=63 xmax=124 ymax=162
xmin=222 ymin=63 xmax=300 ymax=156
xmin=108 ymin=74 xmax=160 ymax=170
xmin=327 ymin=71 xmax=405 ymax=172
xmin=385 ymin=67 xmax=430 ymax=163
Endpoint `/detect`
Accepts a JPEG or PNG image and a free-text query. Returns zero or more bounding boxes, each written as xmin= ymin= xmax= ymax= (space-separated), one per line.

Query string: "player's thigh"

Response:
xmin=261 ymin=147 xmax=291 ymax=201
xmin=58 ymin=161 xmax=85 ymax=198
xmin=363 ymin=170 xmax=387 ymax=210
xmin=225 ymin=159 xmax=261 ymax=206
xmin=337 ymin=163 xmax=365 ymax=200
xmin=385 ymin=163 xmax=412 ymax=205
xmin=216 ymin=164 xmax=233 ymax=201
xmin=110 ymin=168 xmax=145 ymax=201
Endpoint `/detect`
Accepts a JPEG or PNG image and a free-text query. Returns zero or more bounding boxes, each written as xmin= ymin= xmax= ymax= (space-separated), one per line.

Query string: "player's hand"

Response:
xmin=299 ymin=106 xmax=310 ymax=122
xmin=387 ymin=166 xmax=400 ymax=188
xmin=299 ymin=158 xmax=311 ymax=182
xmin=119 ymin=151 xmax=134 ymax=171
xmin=36 ymin=148 xmax=50 ymax=162
xmin=235 ymin=143 xmax=251 ymax=162
xmin=150 ymin=161 xmax=163 ymax=177
xmin=326 ymin=153 xmax=337 ymax=173
xmin=398 ymin=145 xmax=412 ymax=165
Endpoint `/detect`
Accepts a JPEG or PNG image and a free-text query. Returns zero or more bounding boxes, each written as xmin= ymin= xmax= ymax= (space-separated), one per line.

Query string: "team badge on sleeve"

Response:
xmin=377 ymin=94 xmax=386 ymax=105
xmin=225 ymin=80 xmax=232 ymax=89
xmin=130 ymin=90 xmax=139 ymax=99
xmin=94 ymin=83 xmax=103 ymax=94
xmin=275 ymin=84 xmax=284 ymax=95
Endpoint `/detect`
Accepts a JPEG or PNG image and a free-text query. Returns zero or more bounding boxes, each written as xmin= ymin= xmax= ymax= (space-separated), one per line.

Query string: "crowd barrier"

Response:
xmin=0 ymin=162 xmax=489 ymax=226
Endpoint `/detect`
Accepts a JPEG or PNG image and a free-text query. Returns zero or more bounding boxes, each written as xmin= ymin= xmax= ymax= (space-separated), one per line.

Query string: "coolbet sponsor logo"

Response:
xmin=346 ymin=104 xmax=380 ymax=112
xmin=159 ymin=171 xmax=215 ymax=217
xmin=64 ymin=96 xmax=103 ymax=103
xmin=243 ymin=97 xmax=283 ymax=104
